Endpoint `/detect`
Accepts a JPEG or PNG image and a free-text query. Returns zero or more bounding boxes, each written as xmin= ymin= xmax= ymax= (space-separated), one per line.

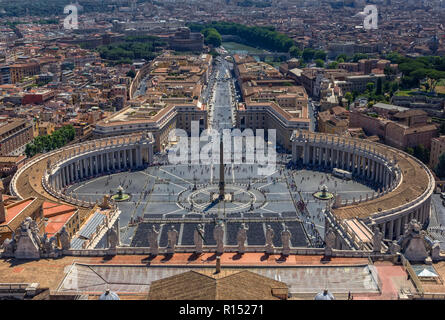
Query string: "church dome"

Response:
xmin=314 ymin=290 xmax=334 ymax=300
xmin=99 ymin=289 xmax=120 ymax=300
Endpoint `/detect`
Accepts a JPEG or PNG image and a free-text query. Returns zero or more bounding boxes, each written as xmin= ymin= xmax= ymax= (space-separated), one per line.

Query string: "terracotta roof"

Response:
xmin=393 ymin=109 xmax=427 ymax=118
xmin=0 ymin=198 xmax=43 ymax=234
xmin=0 ymin=119 xmax=28 ymax=136
xmin=42 ymin=201 xmax=77 ymax=218
xmin=45 ymin=211 xmax=76 ymax=237
xmin=148 ymin=270 xmax=288 ymax=300
xmin=0 ymin=198 xmax=33 ymax=227
xmin=405 ymin=124 xmax=437 ymax=134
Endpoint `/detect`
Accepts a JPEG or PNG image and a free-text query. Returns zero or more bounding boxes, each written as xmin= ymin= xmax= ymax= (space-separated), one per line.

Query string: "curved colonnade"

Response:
xmin=291 ymin=130 xmax=435 ymax=241
xmin=10 ymin=133 xmax=154 ymax=209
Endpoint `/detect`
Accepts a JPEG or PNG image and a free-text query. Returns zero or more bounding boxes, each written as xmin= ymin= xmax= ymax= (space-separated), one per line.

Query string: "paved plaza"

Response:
xmin=66 ymin=162 xmax=376 ymax=248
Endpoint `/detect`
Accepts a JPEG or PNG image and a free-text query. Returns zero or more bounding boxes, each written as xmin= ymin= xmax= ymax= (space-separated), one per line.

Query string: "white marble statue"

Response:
xmin=213 ymin=222 xmax=224 ymax=254
xmin=372 ymin=230 xmax=384 ymax=253
xmin=194 ymin=224 xmax=204 ymax=254
xmin=107 ymin=226 xmax=119 ymax=250
xmin=148 ymin=225 xmax=159 ymax=256
xmin=59 ymin=226 xmax=70 ymax=250
xmin=167 ymin=226 xmax=178 ymax=254
xmin=281 ymin=227 xmax=292 ymax=256
xmin=265 ymin=225 xmax=275 ymax=254
xmin=237 ymin=223 xmax=248 ymax=254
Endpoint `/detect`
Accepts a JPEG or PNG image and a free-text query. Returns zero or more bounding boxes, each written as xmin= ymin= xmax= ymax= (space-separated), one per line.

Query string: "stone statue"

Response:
xmin=148 ymin=225 xmax=159 ymax=256
xmin=398 ymin=219 xmax=429 ymax=262
xmin=1 ymin=233 xmax=16 ymax=257
xmin=334 ymin=194 xmax=341 ymax=208
xmin=325 ymin=228 xmax=336 ymax=250
xmin=372 ymin=230 xmax=383 ymax=253
xmin=194 ymin=224 xmax=204 ymax=254
xmin=14 ymin=218 xmax=41 ymax=259
xmin=213 ymin=222 xmax=224 ymax=254
xmin=28 ymin=218 xmax=42 ymax=248
xmin=236 ymin=223 xmax=248 ymax=254
xmin=42 ymin=233 xmax=56 ymax=254
xmin=281 ymin=227 xmax=292 ymax=256
xmin=167 ymin=226 xmax=178 ymax=254
xmin=432 ymin=242 xmax=441 ymax=261
xmin=389 ymin=240 xmax=400 ymax=255
xmin=59 ymin=226 xmax=70 ymax=250
xmin=107 ymin=226 xmax=119 ymax=250
xmin=265 ymin=225 xmax=275 ymax=254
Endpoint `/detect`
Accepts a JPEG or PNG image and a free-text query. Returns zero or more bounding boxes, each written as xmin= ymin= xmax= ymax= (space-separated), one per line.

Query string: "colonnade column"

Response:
xmin=312 ymin=146 xmax=316 ymax=165
xmin=395 ymin=218 xmax=402 ymax=240
xmin=388 ymin=219 xmax=394 ymax=240
xmin=105 ymin=153 xmax=109 ymax=172
xmin=138 ymin=147 xmax=143 ymax=167
xmin=129 ymin=148 xmax=133 ymax=168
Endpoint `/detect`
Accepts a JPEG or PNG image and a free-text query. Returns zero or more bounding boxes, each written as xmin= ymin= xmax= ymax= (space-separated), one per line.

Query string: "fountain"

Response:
xmin=313 ymin=185 xmax=334 ymax=200
xmin=111 ymin=185 xmax=130 ymax=202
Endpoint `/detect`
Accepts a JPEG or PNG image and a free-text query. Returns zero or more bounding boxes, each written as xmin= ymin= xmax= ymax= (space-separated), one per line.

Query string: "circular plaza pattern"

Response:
xmin=10 ymin=130 xmax=435 ymax=250
xmin=177 ymin=183 xmax=266 ymax=214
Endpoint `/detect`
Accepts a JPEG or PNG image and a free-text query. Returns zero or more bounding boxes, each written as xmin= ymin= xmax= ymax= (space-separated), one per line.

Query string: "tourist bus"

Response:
xmin=332 ymin=168 xmax=352 ymax=180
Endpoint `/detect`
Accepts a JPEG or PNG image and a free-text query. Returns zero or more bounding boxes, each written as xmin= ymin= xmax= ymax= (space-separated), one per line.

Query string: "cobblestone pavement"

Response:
xmin=66 ymin=163 xmax=375 ymax=247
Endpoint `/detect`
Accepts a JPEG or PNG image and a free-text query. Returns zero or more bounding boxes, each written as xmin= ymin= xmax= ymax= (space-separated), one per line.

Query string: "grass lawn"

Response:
xmin=394 ymin=90 xmax=414 ymax=96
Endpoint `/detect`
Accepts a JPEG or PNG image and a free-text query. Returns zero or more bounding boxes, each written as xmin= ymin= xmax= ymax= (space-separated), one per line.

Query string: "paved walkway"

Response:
xmin=0 ymin=253 xmax=367 ymax=290
xmin=353 ymin=262 xmax=414 ymax=300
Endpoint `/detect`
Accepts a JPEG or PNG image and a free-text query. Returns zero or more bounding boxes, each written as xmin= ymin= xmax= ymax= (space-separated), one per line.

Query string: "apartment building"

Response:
xmin=0 ymin=120 xmax=34 ymax=156
xmin=430 ymin=136 xmax=445 ymax=169
xmin=9 ymin=63 xmax=40 ymax=83
xmin=349 ymin=108 xmax=437 ymax=150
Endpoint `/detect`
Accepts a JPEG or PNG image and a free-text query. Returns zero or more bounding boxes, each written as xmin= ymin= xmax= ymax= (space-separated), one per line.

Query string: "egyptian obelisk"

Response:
xmin=219 ymin=135 xmax=225 ymax=200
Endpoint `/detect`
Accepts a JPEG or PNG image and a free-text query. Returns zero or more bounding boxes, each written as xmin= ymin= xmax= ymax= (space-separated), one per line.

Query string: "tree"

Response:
xmin=314 ymin=50 xmax=327 ymax=61
xmin=344 ymin=92 xmax=353 ymax=108
xmin=315 ymin=59 xmax=325 ymax=68
xmin=126 ymin=69 xmax=136 ymax=78
xmin=366 ymin=82 xmax=375 ymax=93
xmin=425 ymin=69 xmax=445 ymax=93
xmin=327 ymin=61 xmax=338 ymax=69
xmin=187 ymin=21 xmax=296 ymax=53
xmin=336 ymin=54 xmax=348 ymax=62
xmin=375 ymin=77 xmax=383 ymax=95
xmin=205 ymin=31 xmax=222 ymax=47
xmin=352 ymin=53 xmax=369 ymax=62
xmin=410 ymin=144 xmax=430 ymax=164
xmin=25 ymin=125 xmax=76 ymax=158
xmin=406 ymin=147 xmax=414 ymax=155
xmin=289 ymin=46 xmax=301 ymax=58
xmin=435 ymin=153 xmax=445 ymax=178
xmin=302 ymin=48 xmax=315 ymax=62
xmin=390 ymin=81 xmax=399 ymax=94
